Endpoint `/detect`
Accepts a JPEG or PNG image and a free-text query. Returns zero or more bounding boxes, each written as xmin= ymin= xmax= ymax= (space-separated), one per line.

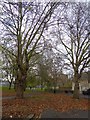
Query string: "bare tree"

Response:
xmin=2 ymin=58 xmax=15 ymax=90
xmin=43 ymin=43 xmax=65 ymax=93
xmin=0 ymin=1 xmax=59 ymax=98
xmin=57 ymin=3 xmax=90 ymax=99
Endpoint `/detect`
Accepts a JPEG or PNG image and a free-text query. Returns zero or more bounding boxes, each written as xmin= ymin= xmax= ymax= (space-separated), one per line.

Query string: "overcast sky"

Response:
xmin=0 ymin=0 xmax=90 ymax=3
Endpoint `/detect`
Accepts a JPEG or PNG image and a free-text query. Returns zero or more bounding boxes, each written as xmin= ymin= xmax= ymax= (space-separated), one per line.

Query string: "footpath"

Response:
xmin=40 ymin=109 xmax=89 ymax=118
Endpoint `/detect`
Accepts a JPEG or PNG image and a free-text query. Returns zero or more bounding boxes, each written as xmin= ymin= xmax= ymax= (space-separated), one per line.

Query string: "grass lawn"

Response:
xmin=0 ymin=86 xmax=2 ymax=90
xmin=2 ymin=86 xmax=15 ymax=91
xmin=1 ymin=86 xmax=45 ymax=97
xmin=1 ymin=86 xmax=15 ymax=97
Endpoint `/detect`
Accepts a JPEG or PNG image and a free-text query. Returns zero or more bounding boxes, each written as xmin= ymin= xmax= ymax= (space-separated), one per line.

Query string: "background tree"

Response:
xmin=38 ymin=56 xmax=49 ymax=90
xmin=42 ymin=42 xmax=66 ymax=93
xmin=1 ymin=47 xmax=16 ymax=89
xmin=57 ymin=3 xmax=90 ymax=99
xmin=26 ymin=70 xmax=39 ymax=90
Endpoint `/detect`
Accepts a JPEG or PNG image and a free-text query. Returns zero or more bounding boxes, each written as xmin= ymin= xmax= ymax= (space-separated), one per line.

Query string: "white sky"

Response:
xmin=0 ymin=0 xmax=90 ymax=2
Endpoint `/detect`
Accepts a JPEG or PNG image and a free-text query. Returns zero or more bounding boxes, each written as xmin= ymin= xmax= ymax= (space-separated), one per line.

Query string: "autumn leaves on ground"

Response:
xmin=2 ymin=90 xmax=90 ymax=119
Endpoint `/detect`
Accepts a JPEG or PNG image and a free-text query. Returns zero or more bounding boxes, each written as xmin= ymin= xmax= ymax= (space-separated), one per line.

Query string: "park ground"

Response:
xmin=1 ymin=87 xmax=90 ymax=118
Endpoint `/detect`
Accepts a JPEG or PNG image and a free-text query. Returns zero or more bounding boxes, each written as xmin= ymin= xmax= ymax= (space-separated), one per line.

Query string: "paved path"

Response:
xmin=41 ymin=109 xmax=90 ymax=118
xmin=67 ymin=93 xmax=90 ymax=99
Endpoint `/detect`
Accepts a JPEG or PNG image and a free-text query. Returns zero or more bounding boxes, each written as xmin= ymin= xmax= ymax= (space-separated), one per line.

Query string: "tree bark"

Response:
xmin=73 ymin=73 xmax=79 ymax=99
xmin=9 ymin=82 xmax=12 ymax=90
xmin=8 ymin=77 xmax=13 ymax=90
xmin=53 ymin=83 xmax=56 ymax=94
xmin=15 ymin=72 xmax=27 ymax=99
xmin=15 ymin=82 xmax=24 ymax=99
xmin=53 ymin=88 xmax=56 ymax=93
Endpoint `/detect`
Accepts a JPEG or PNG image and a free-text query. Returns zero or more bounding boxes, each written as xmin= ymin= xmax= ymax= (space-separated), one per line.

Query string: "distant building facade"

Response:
xmin=56 ymin=73 xmax=69 ymax=89
xmin=72 ymin=71 xmax=90 ymax=93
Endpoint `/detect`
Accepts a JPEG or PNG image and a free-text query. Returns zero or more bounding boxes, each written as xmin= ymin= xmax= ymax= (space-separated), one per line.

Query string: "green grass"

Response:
xmin=1 ymin=86 xmax=46 ymax=94
xmin=24 ymin=88 xmax=45 ymax=94
xmin=24 ymin=89 xmax=33 ymax=94
xmin=0 ymin=86 xmax=2 ymax=90
xmin=34 ymin=88 xmax=45 ymax=91
xmin=2 ymin=86 xmax=15 ymax=92
xmin=1 ymin=86 xmax=31 ymax=93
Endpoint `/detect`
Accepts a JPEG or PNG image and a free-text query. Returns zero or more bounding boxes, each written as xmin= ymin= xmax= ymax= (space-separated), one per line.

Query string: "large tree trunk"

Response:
xmin=15 ymin=82 xmax=24 ymax=99
xmin=73 ymin=73 xmax=79 ymax=99
xmin=15 ymin=73 xmax=27 ymax=99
